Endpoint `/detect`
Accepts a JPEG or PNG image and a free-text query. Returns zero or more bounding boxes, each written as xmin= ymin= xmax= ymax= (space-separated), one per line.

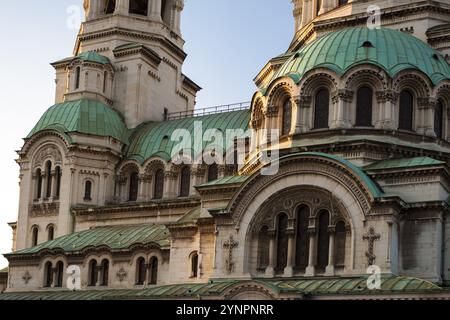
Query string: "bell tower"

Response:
xmin=52 ymin=0 xmax=200 ymax=129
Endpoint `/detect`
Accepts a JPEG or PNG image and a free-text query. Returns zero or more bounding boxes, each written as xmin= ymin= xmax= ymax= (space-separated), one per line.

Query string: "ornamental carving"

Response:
xmin=33 ymin=146 xmax=62 ymax=168
xmin=376 ymin=90 xmax=399 ymax=104
xmin=300 ymin=72 xmax=338 ymax=96
xmin=29 ymin=202 xmax=60 ymax=217
xmin=331 ymin=89 xmax=354 ymax=104
xmin=345 ymin=69 xmax=388 ymax=91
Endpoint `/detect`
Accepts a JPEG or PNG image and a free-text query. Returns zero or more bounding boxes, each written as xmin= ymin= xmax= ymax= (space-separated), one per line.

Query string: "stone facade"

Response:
xmin=2 ymin=0 xmax=450 ymax=300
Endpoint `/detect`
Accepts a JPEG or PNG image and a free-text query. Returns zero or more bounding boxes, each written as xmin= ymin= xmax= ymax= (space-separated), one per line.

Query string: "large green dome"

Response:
xmin=273 ymin=27 xmax=450 ymax=87
xmin=27 ymin=99 xmax=128 ymax=144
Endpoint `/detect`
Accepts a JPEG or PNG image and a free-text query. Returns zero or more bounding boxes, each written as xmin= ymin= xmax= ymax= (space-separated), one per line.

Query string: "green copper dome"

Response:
xmin=273 ymin=27 xmax=450 ymax=87
xmin=75 ymin=51 xmax=110 ymax=65
xmin=27 ymin=99 xmax=128 ymax=144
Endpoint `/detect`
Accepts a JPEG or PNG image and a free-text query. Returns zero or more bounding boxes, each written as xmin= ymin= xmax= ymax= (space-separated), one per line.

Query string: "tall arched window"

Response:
xmin=275 ymin=214 xmax=288 ymax=273
xmin=149 ymin=257 xmax=158 ymax=285
xmin=282 ymin=99 xmax=292 ymax=136
xmin=44 ymin=262 xmax=53 ymax=288
xmin=399 ymin=90 xmax=414 ymax=131
xmin=314 ymin=88 xmax=330 ymax=129
xmin=179 ymin=166 xmax=191 ymax=197
xmin=32 ymin=226 xmax=39 ymax=247
xmin=129 ymin=0 xmax=149 ymax=16
xmin=355 ymin=86 xmax=373 ymax=127
xmin=46 ymin=161 xmax=52 ymax=198
xmin=55 ymin=167 xmax=61 ymax=198
xmin=101 ymin=259 xmax=109 ymax=286
xmin=295 ymin=206 xmax=310 ymax=270
xmin=75 ymin=66 xmax=81 ymax=90
xmin=36 ymin=169 xmax=43 ymax=200
xmin=317 ymin=211 xmax=330 ymax=271
xmin=48 ymin=225 xmax=54 ymax=241
xmin=335 ymin=221 xmax=347 ymax=266
xmin=136 ymin=257 xmax=147 ymax=285
xmin=55 ymin=261 xmax=64 ymax=287
xmin=190 ymin=252 xmax=199 ymax=278
xmin=84 ymin=181 xmax=92 ymax=201
xmin=129 ymin=172 xmax=139 ymax=202
xmin=89 ymin=260 xmax=98 ymax=286
xmin=435 ymin=99 xmax=445 ymax=139
xmin=103 ymin=71 xmax=108 ymax=93
xmin=207 ymin=164 xmax=219 ymax=182
xmin=257 ymin=226 xmax=270 ymax=271
xmin=154 ymin=169 xmax=165 ymax=199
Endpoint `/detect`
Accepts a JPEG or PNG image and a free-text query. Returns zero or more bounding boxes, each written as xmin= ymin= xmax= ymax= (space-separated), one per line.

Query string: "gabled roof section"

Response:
xmin=364 ymin=157 xmax=445 ymax=171
xmin=7 ymin=224 xmax=170 ymax=256
xmin=27 ymin=99 xmax=129 ymax=144
xmin=75 ymin=51 xmax=111 ymax=65
xmin=196 ymin=175 xmax=249 ymax=189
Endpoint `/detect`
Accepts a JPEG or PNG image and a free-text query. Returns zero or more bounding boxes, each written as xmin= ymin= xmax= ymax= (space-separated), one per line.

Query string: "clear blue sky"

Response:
xmin=0 ymin=0 xmax=293 ymax=268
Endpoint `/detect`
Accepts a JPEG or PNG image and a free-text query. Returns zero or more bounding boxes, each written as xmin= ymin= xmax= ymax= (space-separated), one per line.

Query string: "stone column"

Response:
xmin=284 ymin=231 xmax=295 ymax=277
xmin=173 ymin=0 xmax=184 ymax=34
xmin=42 ymin=172 xmax=48 ymax=200
xmin=115 ymin=0 xmax=130 ymax=15
xmin=264 ymin=106 xmax=279 ymax=144
xmin=50 ymin=170 xmax=57 ymax=200
xmin=95 ymin=266 xmax=102 ymax=287
xmin=150 ymin=0 xmax=163 ymax=21
xmin=331 ymin=90 xmax=353 ymax=129
xmin=325 ymin=228 xmax=335 ymax=276
xmin=376 ymin=90 xmax=398 ymax=130
xmin=419 ymin=97 xmax=437 ymax=137
xmin=265 ymin=232 xmax=276 ymax=277
xmin=164 ymin=171 xmax=178 ymax=198
xmin=191 ymin=166 xmax=205 ymax=195
xmin=301 ymin=0 xmax=309 ymax=28
xmin=305 ymin=229 xmax=316 ymax=276
xmin=291 ymin=96 xmax=301 ymax=135
xmin=293 ymin=0 xmax=303 ymax=31
xmin=137 ymin=174 xmax=148 ymax=202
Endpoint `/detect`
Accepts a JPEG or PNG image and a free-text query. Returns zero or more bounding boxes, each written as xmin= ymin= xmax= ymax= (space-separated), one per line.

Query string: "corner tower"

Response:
xmin=53 ymin=0 xmax=200 ymax=128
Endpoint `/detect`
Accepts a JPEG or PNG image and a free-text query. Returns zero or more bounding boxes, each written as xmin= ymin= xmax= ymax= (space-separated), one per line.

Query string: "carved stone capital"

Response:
xmin=265 ymin=106 xmax=279 ymax=118
xmin=376 ymin=90 xmax=399 ymax=104
xmin=418 ymin=97 xmax=437 ymax=110
xmin=332 ymin=90 xmax=354 ymax=104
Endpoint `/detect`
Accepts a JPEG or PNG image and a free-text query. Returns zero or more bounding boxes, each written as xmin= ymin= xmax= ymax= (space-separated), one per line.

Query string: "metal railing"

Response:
xmin=167 ymin=102 xmax=251 ymax=120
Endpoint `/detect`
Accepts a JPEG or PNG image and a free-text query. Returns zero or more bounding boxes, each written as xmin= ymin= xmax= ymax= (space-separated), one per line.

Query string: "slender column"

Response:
xmin=95 ymin=266 xmax=102 ymax=287
xmin=301 ymin=0 xmax=309 ymax=28
xmin=305 ymin=230 xmax=316 ymax=276
xmin=115 ymin=0 xmax=130 ymax=15
xmin=331 ymin=90 xmax=353 ymax=129
xmin=325 ymin=230 xmax=335 ymax=276
xmin=150 ymin=0 xmax=163 ymax=21
xmin=50 ymin=171 xmax=57 ymax=199
xmin=291 ymin=96 xmax=301 ymax=135
xmin=51 ymin=268 xmax=56 ymax=288
xmin=164 ymin=171 xmax=178 ymax=199
xmin=173 ymin=0 xmax=184 ymax=34
xmin=42 ymin=173 xmax=48 ymax=200
xmin=284 ymin=231 xmax=295 ymax=277
xmin=137 ymin=174 xmax=148 ymax=202
xmin=420 ymin=97 xmax=437 ymax=137
xmin=265 ymin=232 xmax=276 ymax=277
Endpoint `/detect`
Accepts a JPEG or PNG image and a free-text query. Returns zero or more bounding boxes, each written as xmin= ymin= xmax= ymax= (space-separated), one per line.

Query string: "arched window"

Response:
xmin=32 ymin=226 xmax=39 ymax=247
xmin=179 ymin=166 xmax=191 ymax=197
xmin=104 ymin=0 xmax=116 ymax=14
xmin=190 ymin=252 xmax=199 ymax=278
xmin=275 ymin=213 xmax=288 ymax=273
xmin=399 ymin=90 xmax=414 ymax=131
xmin=46 ymin=161 xmax=52 ymax=198
xmin=435 ymin=99 xmax=445 ymax=139
xmin=48 ymin=225 xmax=54 ymax=241
xmin=55 ymin=261 xmax=64 ymax=288
xmin=88 ymin=260 xmax=98 ymax=286
xmin=84 ymin=181 xmax=92 ymax=201
xmin=55 ymin=167 xmax=61 ymax=198
xmin=257 ymin=226 xmax=270 ymax=271
xmin=129 ymin=172 xmax=139 ymax=202
xmin=136 ymin=257 xmax=147 ymax=285
xmin=314 ymin=88 xmax=330 ymax=129
xmin=154 ymin=169 xmax=165 ymax=199
xmin=282 ymin=99 xmax=292 ymax=136
xmin=207 ymin=164 xmax=219 ymax=182
xmin=75 ymin=66 xmax=81 ymax=90
xmin=44 ymin=262 xmax=53 ymax=288
xmin=101 ymin=259 xmax=109 ymax=286
xmin=355 ymin=86 xmax=373 ymax=127
xmin=295 ymin=206 xmax=310 ymax=270
xmin=129 ymin=0 xmax=149 ymax=16
xmin=317 ymin=211 xmax=330 ymax=271
xmin=335 ymin=221 xmax=347 ymax=266
xmin=36 ymin=169 xmax=43 ymax=200
xmin=103 ymin=71 xmax=108 ymax=93
xmin=149 ymin=257 xmax=158 ymax=285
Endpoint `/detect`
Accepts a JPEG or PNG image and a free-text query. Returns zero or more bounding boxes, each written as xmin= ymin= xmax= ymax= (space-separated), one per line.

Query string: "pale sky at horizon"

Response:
xmin=0 ymin=1 xmax=293 ymax=269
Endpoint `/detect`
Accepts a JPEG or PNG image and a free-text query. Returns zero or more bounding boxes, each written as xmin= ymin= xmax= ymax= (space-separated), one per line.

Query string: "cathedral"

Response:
xmin=1 ymin=0 xmax=450 ymax=300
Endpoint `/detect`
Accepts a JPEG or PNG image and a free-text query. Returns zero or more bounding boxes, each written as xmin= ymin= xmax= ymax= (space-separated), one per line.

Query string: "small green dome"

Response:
xmin=273 ymin=27 xmax=450 ymax=87
xmin=75 ymin=51 xmax=110 ymax=65
xmin=27 ymin=99 xmax=128 ymax=144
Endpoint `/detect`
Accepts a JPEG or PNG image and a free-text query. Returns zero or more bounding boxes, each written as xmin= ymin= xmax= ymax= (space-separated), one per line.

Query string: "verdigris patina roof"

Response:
xmin=196 ymin=175 xmax=249 ymax=188
xmin=364 ymin=156 xmax=445 ymax=171
xmin=126 ymin=110 xmax=250 ymax=164
xmin=27 ymin=99 xmax=129 ymax=144
xmin=272 ymin=27 xmax=450 ymax=88
xmin=0 ymin=276 xmax=444 ymax=300
xmin=75 ymin=51 xmax=110 ymax=65
xmin=7 ymin=224 xmax=170 ymax=256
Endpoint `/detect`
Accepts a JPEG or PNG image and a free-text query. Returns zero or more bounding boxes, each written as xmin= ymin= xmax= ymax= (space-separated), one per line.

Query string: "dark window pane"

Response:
xmin=207 ymin=164 xmax=219 ymax=182
xmin=101 ymin=260 xmax=109 ymax=286
xmin=129 ymin=0 xmax=148 ymax=16
xmin=435 ymin=100 xmax=444 ymax=139
xmin=55 ymin=262 xmax=64 ymax=287
xmin=32 ymin=228 xmax=39 ymax=247
xmin=316 ymin=211 xmax=330 ymax=271
xmin=314 ymin=89 xmax=330 ymax=129
xmin=129 ymin=173 xmax=139 ymax=201
xmin=257 ymin=226 xmax=270 ymax=271
xmin=84 ymin=181 xmax=92 ymax=200
xmin=104 ymin=0 xmax=116 ymax=14
xmin=154 ymin=169 xmax=164 ymax=199
xmin=136 ymin=258 xmax=146 ymax=285
xmin=46 ymin=162 xmax=52 ymax=198
xmin=275 ymin=214 xmax=288 ymax=273
xmin=180 ymin=167 xmax=191 ymax=197
xmin=295 ymin=206 xmax=310 ymax=270
xmin=89 ymin=260 xmax=97 ymax=286
xmin=339 ymin=0 xmax=348 ymax=5
xmin=55 ymin=167 xmax=61 ymax=198
xmin=399 ymin=90 xmax=414 ymax=131
xmin=356 ymin=86 xmax=373 ymax=127
xmin=282 ymin=99 xmax=292 ymax=136
xmin=44 ymin=262 xmax=53 ymax=288
xmin=149 ymin=258 xmax=158 ymax=285
xmin=191 ymin=253 xmax=199 ymax=278
xmin=48 ymin=226 xmax=54 ymax=241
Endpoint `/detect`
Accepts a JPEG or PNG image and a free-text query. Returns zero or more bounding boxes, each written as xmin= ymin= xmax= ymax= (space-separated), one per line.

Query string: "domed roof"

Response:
xmin=75 ymin=51 xmax=110 ymax=65
xmin=272 ymin=27 xmax=450 ymax=87
xmin=27 ymin=99 xmax=128 ymax=144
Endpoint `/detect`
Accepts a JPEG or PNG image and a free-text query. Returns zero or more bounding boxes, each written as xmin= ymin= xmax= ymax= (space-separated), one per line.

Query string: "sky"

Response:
xmin=0 ymin=0 xmax=293 ymax=269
